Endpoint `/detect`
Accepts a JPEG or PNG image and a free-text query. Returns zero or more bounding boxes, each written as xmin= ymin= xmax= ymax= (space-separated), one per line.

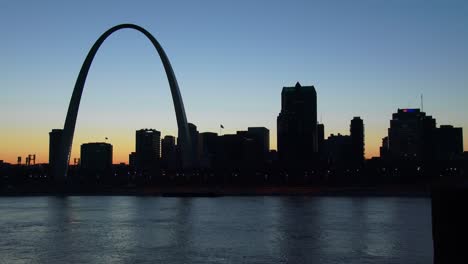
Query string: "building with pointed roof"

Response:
xmin=277 ymin=82 xmax=318 ymax=167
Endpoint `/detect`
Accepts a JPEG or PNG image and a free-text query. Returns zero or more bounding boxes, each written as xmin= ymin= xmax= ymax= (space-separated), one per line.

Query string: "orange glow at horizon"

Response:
xmin=1 ymin=127 xmax=404 ymax=165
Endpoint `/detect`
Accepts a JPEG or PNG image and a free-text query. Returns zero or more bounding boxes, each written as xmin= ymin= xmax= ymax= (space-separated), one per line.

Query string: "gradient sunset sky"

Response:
xmin=1 ymin=0 xmax=468 ymax=164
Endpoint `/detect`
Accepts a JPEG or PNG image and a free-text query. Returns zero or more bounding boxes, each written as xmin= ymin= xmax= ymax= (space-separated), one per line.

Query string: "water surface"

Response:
xmin=0 ymin=196 xmax=433 ymax=263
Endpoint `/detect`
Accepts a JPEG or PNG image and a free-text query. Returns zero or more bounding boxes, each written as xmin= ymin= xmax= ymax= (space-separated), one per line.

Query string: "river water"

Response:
xmin=0 ymin=196 xmax=432 ymax=264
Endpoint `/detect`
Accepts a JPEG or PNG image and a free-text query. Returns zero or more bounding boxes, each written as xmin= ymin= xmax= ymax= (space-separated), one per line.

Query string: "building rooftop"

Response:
xmin=282 ymin=82 xmax=316 ymax=93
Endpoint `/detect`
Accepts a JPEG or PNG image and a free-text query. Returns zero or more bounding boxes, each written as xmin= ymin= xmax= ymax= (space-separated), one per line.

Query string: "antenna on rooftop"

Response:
xmin=421 ymin=94 xmax=424 ymax=112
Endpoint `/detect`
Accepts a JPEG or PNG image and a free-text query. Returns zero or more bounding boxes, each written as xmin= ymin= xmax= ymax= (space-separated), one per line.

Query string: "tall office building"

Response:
xmin=161 ymin=135 xmax=177 ymax=169
xmin=188 ymin=123 xmax=199 ymax=167
xmin=80 ymin=142 xmax=113 ymax=180
xmin=49 ymin=129 xmax=63 ymax=179
xmin=323 ymin=134 xmax=353 ymax=166
xmin=350 ymin=117 xmax=365 ymax=164
xmin=199 ymin=132 xmax=218 ymax=169
xmin=387 ymin=109 xmax=436 ymax=161
xmin=217 ymin=134 xmax=244 ymax=169
xmin=277 ymin=82 xmax=318 ymax=166
xmin=317 ymin=123 xmax=325 ymax=157
xmin=433 ymin=125 xmax=463 ymax=160
xmin=235 ymin=127 xmax=270 ymax=168
xmin=136 ymin=129 xmax=161 ymax=173
xmin=380 ymin=137 xmax=389 ymax=160
xmin=129 ymin=152 xmax=137 ymax=168
xmin=247 ymin=127 xmax=270 ymax=161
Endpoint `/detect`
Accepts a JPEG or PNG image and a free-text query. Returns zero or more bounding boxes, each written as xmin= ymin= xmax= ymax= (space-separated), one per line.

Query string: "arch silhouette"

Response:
xmin=54 ymin=24 xmax=193 ymax=181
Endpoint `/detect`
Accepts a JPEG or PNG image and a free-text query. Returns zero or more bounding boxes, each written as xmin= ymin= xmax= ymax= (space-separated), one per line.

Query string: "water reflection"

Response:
xmin=0 ymin=196 xmax=433 ymax=264
xmin=273 ymin=197 xmax=315 ymax=263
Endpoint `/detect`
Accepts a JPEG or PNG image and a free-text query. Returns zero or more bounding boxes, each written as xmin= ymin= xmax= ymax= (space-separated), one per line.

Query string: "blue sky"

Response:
xmin=1 ymin=0 xmax=467 ymax=163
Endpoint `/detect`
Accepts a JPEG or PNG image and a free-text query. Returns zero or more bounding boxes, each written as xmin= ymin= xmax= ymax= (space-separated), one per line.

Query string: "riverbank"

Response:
xmin=0 ymin=184 xmax=430 ymax=197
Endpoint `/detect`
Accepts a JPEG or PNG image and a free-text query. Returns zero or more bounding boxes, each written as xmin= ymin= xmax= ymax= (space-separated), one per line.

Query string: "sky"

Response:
xmin=1 ymin=0 xmax=468 ymax=164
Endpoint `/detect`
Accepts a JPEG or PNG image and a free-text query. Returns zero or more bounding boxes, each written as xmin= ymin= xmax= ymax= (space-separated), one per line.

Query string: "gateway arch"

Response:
xmin=54 ymin=24 xmax=193 ymax=181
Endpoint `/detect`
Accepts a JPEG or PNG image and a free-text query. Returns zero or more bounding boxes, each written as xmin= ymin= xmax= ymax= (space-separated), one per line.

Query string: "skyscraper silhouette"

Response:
xmin=246 ymin=127 xmax=270 ymax=162
xmin=350 ymin=117 xmax=365 ymax=164
xmin=49 ymin=129 xmax=63 ymax=179
xmin=277 ymin=82 xmax=318 ymax=167
xmin=236 ymin=127 xmax=270 ymax=168
xmin=188 ymin=123 xmax=199 ymax=167
xmin=323 ymin=133 xmax=352 ymax=166
xmin=161 ymin=135 xmax=177 ymax=170
xmin=380 ymin=137 xmax=389 ymax=160
xmin=433 ymin=125 xmax=463 ymax=160
xmin=388 ymin=109 xmax=435 ymax=161
xmin=129 ymin=152 xmax=137 ymax=168
xmin=317 ymin=123 xmax=325 ymax=159
xmin=199 ymin=132 xmax=218 ymax=169
xmin=216 ymin=134 xmax=245 ymax=169
xmin=80 ymin=142 xmax=113 ymax=181
xmin=135 ymin=129 xmax=161 ymax=175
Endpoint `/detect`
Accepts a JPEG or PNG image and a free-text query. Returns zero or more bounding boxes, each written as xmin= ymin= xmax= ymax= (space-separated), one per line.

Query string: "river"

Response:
xmin=0 ymin=196 xmax=433 ymax=263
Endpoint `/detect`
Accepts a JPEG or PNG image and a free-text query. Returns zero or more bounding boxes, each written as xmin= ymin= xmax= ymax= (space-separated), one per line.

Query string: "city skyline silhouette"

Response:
xmin=2 ymin=1 xmax=468 ymax=165
xmin=2 ymin=2 xmax=468 ymax=263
